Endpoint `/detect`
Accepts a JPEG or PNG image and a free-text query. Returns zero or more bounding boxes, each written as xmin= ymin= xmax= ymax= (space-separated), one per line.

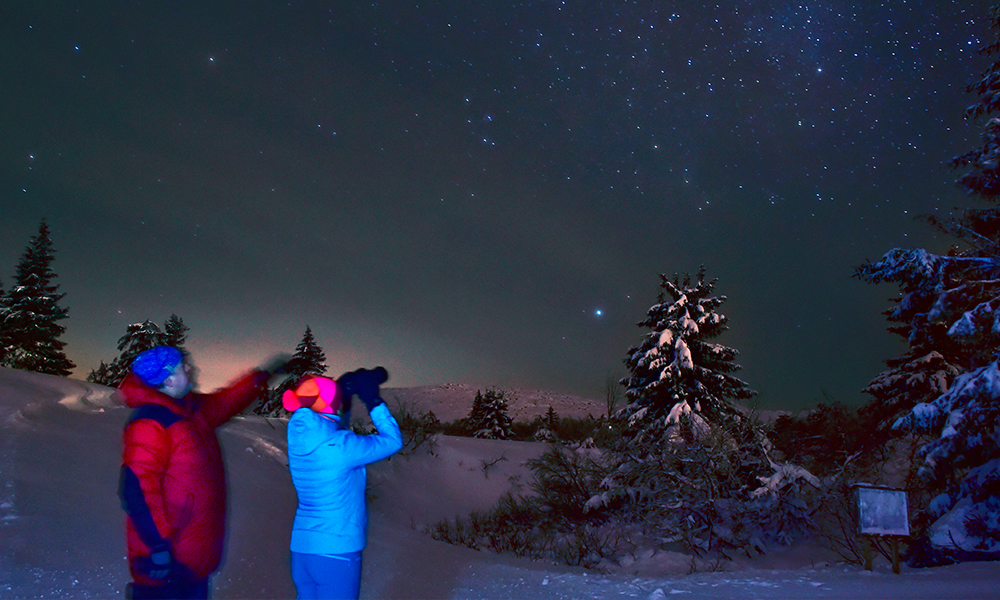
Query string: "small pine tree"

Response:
xmin=467 ymin=388 xmax=513 ymax=440
xmin=87 ymin=317 xmax=186 ymax=387
xmin=618 ymin=267 xmax=756 ymax=447
xmin=544 ymin=405 xmax=559 ymax=430
xmin=291 ymin=326 xmax=327 ymax=375
xmin=534 ymin=406 xmax=560 ymax=441
xmin=0 ymin=220 xmax=75 ymax=376
xmin=163 ymin=314 xmax=189 ymax=347
xmin=253 ymin=326 xmax=328 ymax=416
xmin=88 ymin=360 xmax=118 ymax=387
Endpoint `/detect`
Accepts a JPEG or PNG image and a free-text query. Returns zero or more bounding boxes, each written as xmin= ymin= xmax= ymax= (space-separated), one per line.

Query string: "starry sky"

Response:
xmin=0 ymin=1 xmax=993 ymax=411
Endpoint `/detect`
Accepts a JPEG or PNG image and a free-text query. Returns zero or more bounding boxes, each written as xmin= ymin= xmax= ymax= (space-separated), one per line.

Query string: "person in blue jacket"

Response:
xmin=283 ymin=367 xmax=403 ymax=600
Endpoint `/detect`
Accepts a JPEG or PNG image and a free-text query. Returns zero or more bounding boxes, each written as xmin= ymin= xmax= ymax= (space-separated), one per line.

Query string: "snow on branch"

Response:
xmin=894 ymin=362 xmax=1000 ymax=433
xmin=948 ymin=295 xmax=1000 ymax=337
xmin=857 ymin=248 xmax=998 ymax=286
xmin=855 ymin=248 xmax=948 ymax=284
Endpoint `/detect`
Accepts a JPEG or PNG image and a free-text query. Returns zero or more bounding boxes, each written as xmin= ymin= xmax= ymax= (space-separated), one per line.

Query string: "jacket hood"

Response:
xmin=287 ymin=408 xmax=343 ymax=454
xmin=119 ymin=371 xmax=192 ymax=414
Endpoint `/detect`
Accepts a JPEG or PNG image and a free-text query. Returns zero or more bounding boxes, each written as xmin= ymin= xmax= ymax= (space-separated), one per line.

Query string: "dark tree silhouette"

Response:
xmin=466 ymin=388 xmax=513 ymax=440
xmin=0 ymin=220 xmax=74 ymax=376
xmin=253 ymin=326 xmax=328 ymax=416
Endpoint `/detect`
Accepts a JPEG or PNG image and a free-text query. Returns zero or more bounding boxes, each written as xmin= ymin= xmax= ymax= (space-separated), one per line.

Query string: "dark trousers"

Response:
xmin=125 ymin=578 xmax=209 ymax=600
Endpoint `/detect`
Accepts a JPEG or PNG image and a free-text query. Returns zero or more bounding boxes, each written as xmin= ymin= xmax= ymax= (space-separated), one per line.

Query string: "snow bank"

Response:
xmin=2 ymin=367 xmax=999 ymax=599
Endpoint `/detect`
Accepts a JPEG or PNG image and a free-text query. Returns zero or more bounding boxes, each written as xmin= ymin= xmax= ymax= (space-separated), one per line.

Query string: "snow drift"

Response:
xmin=2 ymin=367 xmax=999 ymax=599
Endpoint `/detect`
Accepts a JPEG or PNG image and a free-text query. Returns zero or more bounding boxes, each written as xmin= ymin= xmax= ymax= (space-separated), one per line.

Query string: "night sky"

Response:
xmin=1 ymin=1 xmax=993 ymax=411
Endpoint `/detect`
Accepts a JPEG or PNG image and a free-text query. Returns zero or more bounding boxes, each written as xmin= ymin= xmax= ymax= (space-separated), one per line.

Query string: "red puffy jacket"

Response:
xmin=119 ymin=370 xmax=267 ymax=584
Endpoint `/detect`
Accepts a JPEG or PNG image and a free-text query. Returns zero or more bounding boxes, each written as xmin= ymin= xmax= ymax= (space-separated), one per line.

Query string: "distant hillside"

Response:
xmin=380 ymin=383 xmax=606 ymax=423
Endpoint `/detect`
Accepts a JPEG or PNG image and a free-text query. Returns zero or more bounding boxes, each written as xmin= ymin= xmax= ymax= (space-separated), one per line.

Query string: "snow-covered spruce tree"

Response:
xmin=618 ymin=267 xmax=757 ymax=446
xmin=430 ymin=272 xmax=815 ymax=565
xmin=585 ymin=268 xmax=815 ymax=558
xmin=0 ymin=220 xmax=75 ymax=376
xmin=466 ymin=388 xmax=513 ymax=440
xmin=87 ymin=317 xmax=186 ymax=387
xmin=253 ymin=326 xmax=327 ymax=416
xmin=291 ymin=325 xmax=328 ymax=375
xmin=858 ymin=3 xmax=1000 ymax=563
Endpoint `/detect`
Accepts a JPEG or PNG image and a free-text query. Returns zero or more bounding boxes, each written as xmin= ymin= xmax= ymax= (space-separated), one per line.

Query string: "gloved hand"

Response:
xmin=259 ymin=353 xmax=294 ymax=377
xmin=142 ymin=542 xmax=175 ymax=581
xmin=338 ymin=367 xmax=388 ymax=412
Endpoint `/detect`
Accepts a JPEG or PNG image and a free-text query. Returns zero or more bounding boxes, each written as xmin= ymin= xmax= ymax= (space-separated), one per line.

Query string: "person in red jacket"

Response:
xmin=118 ymin=346 xmax=289 ymax=600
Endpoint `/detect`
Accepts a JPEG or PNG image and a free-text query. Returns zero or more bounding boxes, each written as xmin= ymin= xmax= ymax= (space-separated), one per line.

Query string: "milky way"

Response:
xmin=0 ymin=1 xmax=993 ymax=410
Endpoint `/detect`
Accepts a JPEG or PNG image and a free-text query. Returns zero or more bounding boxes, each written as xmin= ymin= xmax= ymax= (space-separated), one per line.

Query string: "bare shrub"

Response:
xmin=431 ymin=413 xmax=821 ymax=569
xmin=390 ymin=397 xmax=441 ymax=456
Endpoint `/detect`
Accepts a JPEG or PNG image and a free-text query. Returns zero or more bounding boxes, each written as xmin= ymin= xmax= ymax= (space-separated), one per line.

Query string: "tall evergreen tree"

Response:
xmin=291 ymin=326 xmax=327 ymax=376
xmin=857 ymin=2 xmax=1000 ymax=561
xmin=0 ymin=220 xmax=75 ymax=376
xmin=619 ymin=267 xmax=756 ymax=447
xmin=588 ymin=269 xmax=793 ymax=558
xmin=466 ymin=388 xmax=513 ymax=440
xmin=253 ymin=326 xmax=327 ymax=416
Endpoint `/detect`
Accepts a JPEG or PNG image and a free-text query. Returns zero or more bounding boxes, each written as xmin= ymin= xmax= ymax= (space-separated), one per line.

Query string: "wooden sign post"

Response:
xmin=853 ymin=484 xmax=909 ymax=574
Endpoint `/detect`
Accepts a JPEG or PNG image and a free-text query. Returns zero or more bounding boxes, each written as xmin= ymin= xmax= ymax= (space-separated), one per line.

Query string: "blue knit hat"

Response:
xmin=131 ymin=346 xmax=185 ymax=387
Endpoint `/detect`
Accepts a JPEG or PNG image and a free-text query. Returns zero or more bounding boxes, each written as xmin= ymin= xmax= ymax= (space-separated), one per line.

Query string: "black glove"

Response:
xmin=338 ymin=367 xmax=388 ymax=412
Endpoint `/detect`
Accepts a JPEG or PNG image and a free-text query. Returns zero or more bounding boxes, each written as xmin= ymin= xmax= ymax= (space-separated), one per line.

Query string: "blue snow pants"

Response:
xmin=290 ymin=551 xmax=363 ymax=600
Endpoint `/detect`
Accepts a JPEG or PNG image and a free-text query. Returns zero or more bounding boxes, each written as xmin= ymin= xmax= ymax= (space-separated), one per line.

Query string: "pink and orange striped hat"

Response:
xmin=282 ymin=375 xmax=340 ymax=414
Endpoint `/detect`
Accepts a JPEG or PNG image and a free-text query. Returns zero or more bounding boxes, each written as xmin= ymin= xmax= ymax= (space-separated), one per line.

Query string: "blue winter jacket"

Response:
xmin=287 ymin=404 xmax=403 ymax=555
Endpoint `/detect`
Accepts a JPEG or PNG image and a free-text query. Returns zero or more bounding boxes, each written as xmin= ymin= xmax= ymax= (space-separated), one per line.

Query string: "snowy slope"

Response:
xmin=1 ymin=367 xmax=998 ymax=599
xmin=381 ymin=383 xmax=606 ymax=423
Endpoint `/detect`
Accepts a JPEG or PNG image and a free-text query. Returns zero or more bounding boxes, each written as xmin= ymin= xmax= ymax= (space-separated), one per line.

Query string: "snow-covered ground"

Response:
xmin=1 ymin=366 xmax=998 ymax=599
